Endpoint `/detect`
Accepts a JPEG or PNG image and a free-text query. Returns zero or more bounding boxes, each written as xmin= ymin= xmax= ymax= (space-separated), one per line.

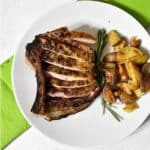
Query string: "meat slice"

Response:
xmin=44 ymin=87 xmax=100 ymax=120
xmin=47 ymin=83 xmax=98 ymax=98
xmin=48 ymin=77 xmax=96 ymax=89
xmin=25 ymin=27 xmax=100 ymax=121
xmin=70 ymin=31 xmax=96 ymax=44
xmin=42 ymin=26 xmax=96 ymax=45
xmin=44 ymin=64 xmax=94 ymax=81
xmin=42 ymin=50 xmax=94 ymax=71
xmin=26 ymin=41 xmax=46 ymax=114
xmin=37 ymin=27 xmax=94 ymax=53
xmin=41 ymin=40 xmax=93 ymax=62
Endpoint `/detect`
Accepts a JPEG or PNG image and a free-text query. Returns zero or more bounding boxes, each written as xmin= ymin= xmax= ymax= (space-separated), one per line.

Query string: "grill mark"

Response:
xmin=41 ymin=40 xmax=93 ymax=62
xmin=47 ymin=84 xmax=98 ymax=98
xmin=42 ymin=50 xmax=94 ymax=71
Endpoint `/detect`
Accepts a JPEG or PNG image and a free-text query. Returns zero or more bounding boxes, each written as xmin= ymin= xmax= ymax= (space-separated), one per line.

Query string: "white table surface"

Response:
xmin=1 ymin=0 xmax=150 ymax=150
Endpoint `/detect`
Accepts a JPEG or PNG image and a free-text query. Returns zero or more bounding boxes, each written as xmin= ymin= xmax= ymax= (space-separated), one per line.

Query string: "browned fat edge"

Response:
xmin=31 ymin=71 xmax=46 ymax=114
xmin=26 ymin=41 xmax=46 ymax=114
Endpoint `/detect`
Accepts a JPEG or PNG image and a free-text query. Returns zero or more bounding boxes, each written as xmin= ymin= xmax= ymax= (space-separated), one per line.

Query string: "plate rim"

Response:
xmin=12 ymin=1 xmax=150 ymax=148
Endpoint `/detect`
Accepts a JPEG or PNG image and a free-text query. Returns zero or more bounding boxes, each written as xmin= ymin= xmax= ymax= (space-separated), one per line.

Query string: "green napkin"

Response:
xmin=0 ymin=0 xmax=150 ymax=149
xmin=0 ymin=57 xmax=30 ymax=149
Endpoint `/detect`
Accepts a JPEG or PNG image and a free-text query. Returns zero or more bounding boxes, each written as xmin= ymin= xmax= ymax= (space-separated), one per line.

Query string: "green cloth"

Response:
xmin=0 ymin=57 xmax=30 ymax=149
xmin=0 ymin=0 xmax=150 ymax=149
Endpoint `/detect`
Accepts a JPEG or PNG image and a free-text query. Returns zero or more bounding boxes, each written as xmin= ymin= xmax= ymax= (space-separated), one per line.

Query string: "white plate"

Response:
xmin=12 ymin=1 xmax=150 ymax=148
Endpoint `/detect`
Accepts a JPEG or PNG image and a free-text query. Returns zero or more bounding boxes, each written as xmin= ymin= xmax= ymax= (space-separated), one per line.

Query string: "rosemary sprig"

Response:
xmin=94 ymin=29 xmax=106 ymax=87
xmin=102 ymin=99 xmax=123 ymax=122
xmin=95 ymin=29 xmax=123 ymax=122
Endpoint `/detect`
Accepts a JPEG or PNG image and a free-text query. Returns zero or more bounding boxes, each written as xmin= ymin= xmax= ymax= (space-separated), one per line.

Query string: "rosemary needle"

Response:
xmin=95 ymin=29 xmax=123 ymax=122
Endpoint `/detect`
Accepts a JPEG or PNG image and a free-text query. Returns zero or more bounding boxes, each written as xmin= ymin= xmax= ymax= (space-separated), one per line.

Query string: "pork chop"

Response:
xmin=26 ymin=27 xmax=100 ymax=120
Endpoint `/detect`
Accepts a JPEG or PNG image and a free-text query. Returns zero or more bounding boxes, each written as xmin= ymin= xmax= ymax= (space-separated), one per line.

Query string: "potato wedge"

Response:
xmin=125 ymin=62 xmax=142 ymax=89
xmin=116 ymin=47 xmax=149 ymax=64
xmin=104 ymin=52 xmax=117 ymax=62
xmin=118 ymin=64 xmax=128 ymax=81
xmin=104 ymin=68 xmax=118 ymax=85
xmin=114 ymin=40 xmax=126 ymax=52
xmin=107 ymin=30 xmax=122 ymax=46
xmin=123 ymin=102 xmax=139 ymax=113
xmin=142 ymin=63 xmax=150 ymax=74
xmin=119 ymin=91 xmax=136 ymax=104
xmin=117 ymin=82 xmax=132 ymax=95
xmin=103 ymin=86 xmax=116 ymax=103
xmin=134 ymin=88 xmax=144 ymax=98
xmin=129 ymin=36 xmax=141 ymax=47
xmin=104 ymin=62 xmax=116 ymax=69
xmin=140 ymin=74 xmax=150 ymax=92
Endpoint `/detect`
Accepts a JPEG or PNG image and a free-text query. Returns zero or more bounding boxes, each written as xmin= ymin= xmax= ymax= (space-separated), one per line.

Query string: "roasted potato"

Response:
xmin=116 ymin=47 xmax=149 ymax=64
xmin=125 ymin=62 xmax=142 ymax=89
xmin=103 ymin=86 xmax=116 ymax=103
xmin=107 ymin=30 xmax=122 ymax=46
xmin=103 ymin=52 xmax=117 ymax=62
xmin=104 ymin=68 xmax=118 ymax=85
xmin=114 ymin=91 xmax=120 ymax=97
xmin=140 ymin=74 xmax=150 ymax=92
xmin=117 ymin=82 xmax=132 ymax=95
xmin=119 ymin=91 xmax=136 ymax=104
xmin=129 ymin=36 xmax=141 ymax=47
xmin=123 ymin=102 xmax=139 ymax=112
xmin=118 ymin=64 xmax=128 ymax=81
xmin=134 ymin=88 xmax=144 ymax=98
xmin=127 ymin=82 xmax=138 ymax=90
xmin=104 ymin=62 xmax=116 ymax=69
xmin=103 ymin=31 xmax=149 ymax=113
xmin=114 ymin=39 xmax=126 ymax=52
xmin=142 ymin=63 xmax=150 ymax=74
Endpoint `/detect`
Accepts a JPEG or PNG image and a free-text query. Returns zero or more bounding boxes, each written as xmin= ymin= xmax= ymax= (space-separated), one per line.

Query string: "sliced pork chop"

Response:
xmin=47 ymin=77 xmax=97 ymax=89
xmin=44 ymin=64 xmax=94 ymax=81
xmin=47 ymin=83 xmax=98 ymax=98
xmin=41 ymin=39 xmax=93 ymax=62
xmin=42 ymin=26 xmax=96 ymax=45
xmin=25 ymin=27 xmax=100 ymax=121
xmin=42 ymin=50 xmax=94 ymax=71
xmin=44 ymin=87 xmax=100 ymax=120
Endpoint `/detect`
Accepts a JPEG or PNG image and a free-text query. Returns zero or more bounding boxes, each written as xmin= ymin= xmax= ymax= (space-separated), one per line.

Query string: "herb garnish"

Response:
xmin=94 ymin=29 xmax=123 ymax=122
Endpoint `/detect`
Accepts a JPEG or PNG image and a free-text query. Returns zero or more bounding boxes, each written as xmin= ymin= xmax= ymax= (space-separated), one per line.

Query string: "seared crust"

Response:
xmin=44 ymin=87 xmax=101 ymax=120
xmin=41 ymin=39 xmax=93 ymax=62
xmin=26 ymin=42 xmax=46 ymax=114
xmin=42 ymin=50 xmax=94 ymax=71
xmin=47 ymin=83 xmax=98 ymax=98
xmin=47 ymin=77 xmax=97 ymax=88
xmin=44 ymin=64 xmax=95 ymax=80
xmin=25 ymin=27 xmax=100 ymax=121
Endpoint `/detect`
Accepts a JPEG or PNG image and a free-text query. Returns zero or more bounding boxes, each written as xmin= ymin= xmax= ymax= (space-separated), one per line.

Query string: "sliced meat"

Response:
xmin=45 ymin=88 xmax=99 ymax=108
xmin=45 ymin=71 xmax=88 ymax=81
xmin=44 ymin=64 xmax=94 ymax=80
xmin=37 ymin=32 xmax=93 ymax=53
xmin=42 ymin=50 xmax=94 ymax=71
xmin=25 ymin=40 xmax=38 ymax=69
xmin=43 ymin=27 xmax=70 ymax=40
xmin=43 ymin=27 xmax=96 ymax=44
xmin=48 ymin=77 xmax=96 ymax=88
xmin=25 ymin=27 xmax=100 ymax=121
xmin=44 ymin=87 xmax=101 ymax=120
xmin=44 ymin=102 xmax=90 ymax=120
xmin=26 ymin=42 xmax=46 ymax=114
xmin=47 ymin=83 xmax=98 ymax=98
xmin=70 ymin=31 xmax=96 ymax=44
xmin=41 ymin=40 xmax=93 ymax=62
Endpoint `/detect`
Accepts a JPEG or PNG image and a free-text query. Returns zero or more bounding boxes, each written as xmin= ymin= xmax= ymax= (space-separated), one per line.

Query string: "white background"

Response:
xmin=1 ymin=0 xmax=150 ymax=150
